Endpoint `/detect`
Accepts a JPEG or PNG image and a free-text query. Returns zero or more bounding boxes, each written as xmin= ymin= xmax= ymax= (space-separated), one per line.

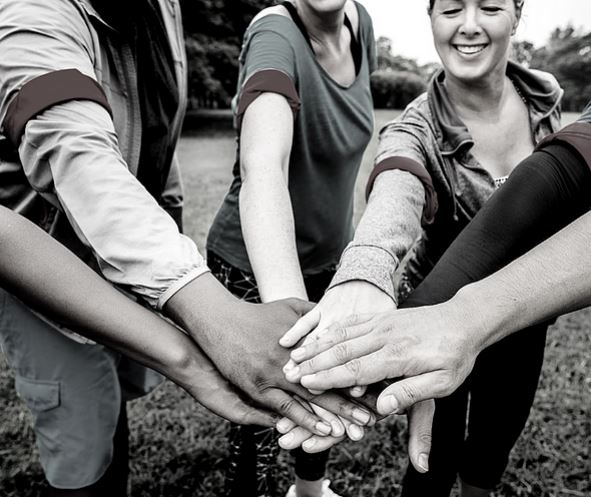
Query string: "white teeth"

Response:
xmin=455 ymin=44 xmax=487 ymax=54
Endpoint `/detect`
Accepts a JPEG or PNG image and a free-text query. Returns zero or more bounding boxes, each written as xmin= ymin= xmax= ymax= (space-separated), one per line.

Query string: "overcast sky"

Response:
xmin=357 ymin=0 xmax=591 ymax=64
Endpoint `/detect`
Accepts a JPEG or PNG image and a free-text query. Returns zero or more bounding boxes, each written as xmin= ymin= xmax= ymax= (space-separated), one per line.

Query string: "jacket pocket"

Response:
xmin=15 ymin=376 xmax=60 ymax=413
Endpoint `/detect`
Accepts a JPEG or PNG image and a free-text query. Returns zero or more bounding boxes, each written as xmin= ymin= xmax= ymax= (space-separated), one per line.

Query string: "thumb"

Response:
xmin=231 ymin=403 xmax=279 ymax=427
xmin=407 ymin=400 xmax=435 ymax=473
xmin=279 ymin=305 xmax=321 ymax=347
xmin=376 ymin=372 xmax=447 ymax=415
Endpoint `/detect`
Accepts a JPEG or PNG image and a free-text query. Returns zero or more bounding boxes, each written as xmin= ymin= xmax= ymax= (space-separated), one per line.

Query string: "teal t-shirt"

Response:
xmin=207 ymin=2 xmax=376 ymax=275
xmin=579 ymin=100 xmax=591 ymax=123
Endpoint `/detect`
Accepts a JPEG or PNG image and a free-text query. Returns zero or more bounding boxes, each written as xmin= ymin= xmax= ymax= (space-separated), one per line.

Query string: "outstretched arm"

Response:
xmin=287 ymin=140 xmax=591 ymax=409
xmin=0 ymin=206 xmax=275 ymax=426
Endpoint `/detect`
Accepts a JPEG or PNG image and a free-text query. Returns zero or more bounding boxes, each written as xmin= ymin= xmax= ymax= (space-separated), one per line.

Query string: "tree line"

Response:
xmin=180 ymin=0 xmax=590 ymax=112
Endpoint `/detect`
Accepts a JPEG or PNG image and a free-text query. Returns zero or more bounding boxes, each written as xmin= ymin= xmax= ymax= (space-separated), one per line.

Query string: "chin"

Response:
xmin=301 ymin=0 xmax=348 ymax=14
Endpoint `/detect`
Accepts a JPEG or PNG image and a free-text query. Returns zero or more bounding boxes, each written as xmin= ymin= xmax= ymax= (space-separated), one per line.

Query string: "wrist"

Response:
xmin=163 ymin=272 xmax=239 ymax=345
xmin=450 ymin=283 xmax=510 ymax=353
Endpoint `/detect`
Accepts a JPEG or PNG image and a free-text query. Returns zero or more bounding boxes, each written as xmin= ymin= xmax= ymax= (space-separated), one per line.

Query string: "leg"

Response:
xmin=0 ymin=290 xmax=126 ymax=495
xmin=401 ymin=383 xmax=470 ymax=497
xmin=45 ymin=403 xmax=129 ymax=497
xmin=208 ymin=252 xmax=279 ymax=497
xmin=459 ymin=323 xmax=548 ymax=492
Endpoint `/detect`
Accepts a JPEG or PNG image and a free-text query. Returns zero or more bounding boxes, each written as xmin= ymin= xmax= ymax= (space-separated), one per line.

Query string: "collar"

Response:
xmin=427 ymin=60 xmax=563 ymax=156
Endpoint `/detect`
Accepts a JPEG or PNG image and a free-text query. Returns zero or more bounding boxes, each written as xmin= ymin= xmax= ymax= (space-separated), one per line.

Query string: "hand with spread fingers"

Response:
xmin=280 ymin=281 xmax=396 ymax=398
xmin=283 ymin=302 xmax=477 ymax=416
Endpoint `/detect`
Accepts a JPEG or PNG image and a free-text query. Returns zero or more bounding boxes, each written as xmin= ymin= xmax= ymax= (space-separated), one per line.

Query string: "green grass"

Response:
xmin=0 ymin=110 xmax=589 ymax=496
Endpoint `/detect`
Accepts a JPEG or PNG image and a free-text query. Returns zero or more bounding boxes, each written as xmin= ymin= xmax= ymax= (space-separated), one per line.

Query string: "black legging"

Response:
xmin=399 ymin=143 xmax=591 ymax=495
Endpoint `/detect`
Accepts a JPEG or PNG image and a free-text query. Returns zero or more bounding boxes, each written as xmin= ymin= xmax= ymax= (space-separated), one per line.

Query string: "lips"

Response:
xmin=454 ymin=44 xmax=488 ymax=55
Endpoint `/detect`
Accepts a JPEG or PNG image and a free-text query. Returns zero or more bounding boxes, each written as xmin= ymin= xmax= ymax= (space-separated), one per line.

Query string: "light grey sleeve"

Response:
xmin=329 ymin=169 xmax=425 ymax=302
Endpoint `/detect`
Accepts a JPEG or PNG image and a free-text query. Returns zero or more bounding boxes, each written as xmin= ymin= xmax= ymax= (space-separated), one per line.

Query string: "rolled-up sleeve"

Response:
xmin=329 ymin=115 xmax=431 ymax=301
xmin=0 ymin=0 xmax=208 ymax=309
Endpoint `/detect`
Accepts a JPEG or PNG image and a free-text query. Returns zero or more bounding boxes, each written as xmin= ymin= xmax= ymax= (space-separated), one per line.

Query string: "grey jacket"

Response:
xmin=331 ymin=62 xmax=563 ymax=302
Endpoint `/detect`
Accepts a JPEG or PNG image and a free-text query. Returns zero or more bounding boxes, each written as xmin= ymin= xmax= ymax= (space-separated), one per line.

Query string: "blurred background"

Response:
xmin=180 ymin=0 xmax=591 ymax=112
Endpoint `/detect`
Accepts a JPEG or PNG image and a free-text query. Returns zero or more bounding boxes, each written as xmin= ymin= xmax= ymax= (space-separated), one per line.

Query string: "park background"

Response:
xmin=1 ymin=1 xmax=590 ymax=496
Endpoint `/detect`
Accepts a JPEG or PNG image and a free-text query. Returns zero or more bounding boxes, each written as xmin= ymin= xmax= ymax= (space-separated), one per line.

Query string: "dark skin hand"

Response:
xmin=164 ymin=274 xmax=376 ymax=435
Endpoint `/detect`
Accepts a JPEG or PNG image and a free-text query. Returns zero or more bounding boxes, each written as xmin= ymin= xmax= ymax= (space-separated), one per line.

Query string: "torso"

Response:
xmin=251 ymin=1 xmax=359 ymax=87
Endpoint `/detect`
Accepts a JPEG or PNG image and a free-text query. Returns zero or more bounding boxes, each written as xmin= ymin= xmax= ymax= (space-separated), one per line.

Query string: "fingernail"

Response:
xmin=381 ymin=395 xmax=399 ymax=414
xmin=331 ymin=421 xmax=344 ymax=437
xmin=300 ymin=374 xmax=316 ymax=387
xmin=316 ymin=422 xmax=332 ymax=435
xmin=303 ymin=438 xmax=316 ymax=451
xmin=291 ymin=348 xmax=305 ymax=361
xmin=282 ymin=362 xmax=293 ymax=373
xmin=279 ymin=433 xmax=294 ymax=447
xmin=351 ymin=386 xmax=364 ymax=397
xmin=352 ymin=408 xmax=371 ymax=425
xmin=285 ymin=366 xmax=300 ymax=381
xmin=276 ymin=419 xmax=291 ymax=433
xmin=418 ymin=453 xmax=429 ymax=473
xmin=349 ymin=424 xmax=364 ymax=441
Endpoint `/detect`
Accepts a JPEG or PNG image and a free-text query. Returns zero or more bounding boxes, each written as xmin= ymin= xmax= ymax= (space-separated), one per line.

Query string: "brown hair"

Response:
xmin=428 ymin=0 xmax=524 ymax=15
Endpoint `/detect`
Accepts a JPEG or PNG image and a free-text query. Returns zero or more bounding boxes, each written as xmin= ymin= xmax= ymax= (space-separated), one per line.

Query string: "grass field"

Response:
xmin=0 ymin=111 xmax=589 ymax=497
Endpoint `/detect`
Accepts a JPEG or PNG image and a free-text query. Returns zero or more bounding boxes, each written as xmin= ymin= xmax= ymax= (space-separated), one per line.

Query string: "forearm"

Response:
xmin=330 ymin=169 xmax=424 ymax=300
xmin=20 ymin=101 xmax=207 ymax=309
xmin=453 ymin=210 xmax=591 ymax=351
xmin=238 ymin=91 xmax=306 ymax=302
xmin=240 ymin=170 xmax=307 ymax=302
xmin=0 ymin=207 xmax=205 ymax=384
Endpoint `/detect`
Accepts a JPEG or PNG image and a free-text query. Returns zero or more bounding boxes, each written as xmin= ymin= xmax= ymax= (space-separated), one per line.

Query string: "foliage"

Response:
xmin=180 ymin=0 xmax=273 ymax=108
xmin=512 ymin=26 xmax=591 ymax=112
xmin=371 ymin=70 xmax=427 ymax=109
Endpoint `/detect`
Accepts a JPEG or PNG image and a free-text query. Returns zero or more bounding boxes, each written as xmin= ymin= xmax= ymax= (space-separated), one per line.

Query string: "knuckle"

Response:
xmin=335 ymin=325 xmax=349 ymax=342
xmin=276 ymin=397 xmax=298 ymax=415
xmin=418 ymin=431 xmax=432 ymax=446
xmin=400 ymin=383 xmax=420 ymax=404
xmin=345 ymin=358 xmax=361 ymax=378
xmin=333 ymin=343 xmax=351 ymax=363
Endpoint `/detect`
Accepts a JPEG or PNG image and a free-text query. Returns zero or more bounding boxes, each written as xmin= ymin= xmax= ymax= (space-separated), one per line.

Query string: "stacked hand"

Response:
xmin=165 ymin=274 xmax=376 ymax=436
xmin=271 ymin=281 xmax=479 ymax=473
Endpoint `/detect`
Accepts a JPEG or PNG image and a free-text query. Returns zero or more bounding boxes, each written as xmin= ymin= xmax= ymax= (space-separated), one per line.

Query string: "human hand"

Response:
xmin=280 ymin=281 xmax=395 ymax=396
xmin=275 ymin=388 xmax=435 ymax=474
xmin=168 ymin=337 xmax=278 ymax=426
xmin=284 ymin=302 xmax=477 ymax=415
xmin=164 ymin=274 xmax=376 ymax=434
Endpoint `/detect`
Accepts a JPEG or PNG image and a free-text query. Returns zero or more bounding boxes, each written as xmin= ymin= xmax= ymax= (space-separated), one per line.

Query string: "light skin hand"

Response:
xmin=283 ymin=303 xmax=478 ymax=415
xmin=276 ymin=394 xmax=435 ymax=474
xmin=281 ymin=281 xmax=396 ymax=397
xmin=164 ymin=274 xmax=375 ymax=435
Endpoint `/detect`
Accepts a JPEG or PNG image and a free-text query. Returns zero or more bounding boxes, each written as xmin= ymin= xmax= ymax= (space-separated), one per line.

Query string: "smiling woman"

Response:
xmin=284 ymin=0 xmax=566 ymax=496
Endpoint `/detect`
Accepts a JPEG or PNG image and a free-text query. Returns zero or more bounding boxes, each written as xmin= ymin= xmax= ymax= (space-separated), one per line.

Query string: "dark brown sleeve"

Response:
xmin=366 ymin=156 xmax=439 ymax=225
xmin=535 ymin=122 xmax=591 ymax=174
xmin=2 ymin=69 xmax=112 ymax=148
xmin=236 ymin=69 xmax=300 ymax=129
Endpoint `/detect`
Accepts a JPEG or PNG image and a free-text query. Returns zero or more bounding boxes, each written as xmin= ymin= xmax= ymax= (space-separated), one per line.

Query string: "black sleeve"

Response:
xmin=401 ymin=143 xmax=591 ymax=309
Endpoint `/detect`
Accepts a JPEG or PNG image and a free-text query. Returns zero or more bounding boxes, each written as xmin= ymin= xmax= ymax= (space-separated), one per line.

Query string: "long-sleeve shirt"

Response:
xmin=0 ymin=0 xmax=207 ymax=310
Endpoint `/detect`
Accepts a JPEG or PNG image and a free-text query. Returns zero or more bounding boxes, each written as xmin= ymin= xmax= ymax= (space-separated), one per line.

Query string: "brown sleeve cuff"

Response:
xmin=236 ymin=69 xmax=300 ymax=129
xmin=366 ymin=156 xmax=439 ymax=224
xmin=2 ymin=69 xmax=112 ymax=148
xmin=535 ymin=122 xmax=591 ymax=174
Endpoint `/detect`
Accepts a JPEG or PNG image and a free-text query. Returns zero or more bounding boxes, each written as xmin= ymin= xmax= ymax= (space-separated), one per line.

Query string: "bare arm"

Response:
xmin=0 ymin=207 xmax=273 ymax=426
xmin=239 ymin=92 xmax=307 ymax=302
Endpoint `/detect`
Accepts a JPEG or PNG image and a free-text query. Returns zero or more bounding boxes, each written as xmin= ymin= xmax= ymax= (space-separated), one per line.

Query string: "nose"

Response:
xmin=458 ymin=6 xmax=483 ymax=37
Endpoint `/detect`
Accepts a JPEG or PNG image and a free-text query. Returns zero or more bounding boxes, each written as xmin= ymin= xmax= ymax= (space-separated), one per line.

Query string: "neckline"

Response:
xmin=255 ymin=3 xmax=365 ymax=91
